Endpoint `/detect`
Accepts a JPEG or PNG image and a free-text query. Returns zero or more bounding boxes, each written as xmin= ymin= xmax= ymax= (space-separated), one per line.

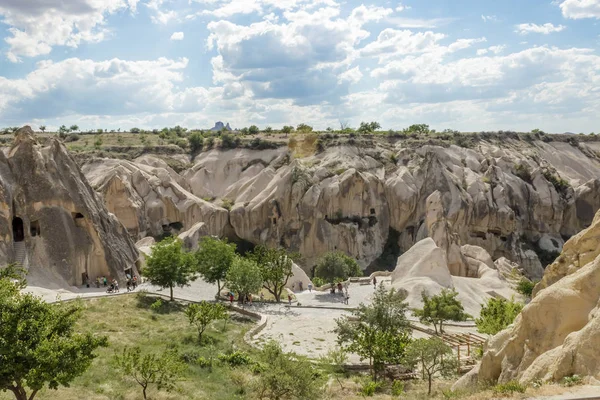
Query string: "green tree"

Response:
xmin=357 ymin=121 xmax=381 ymax=134
xmin=335 ymin=286 xmax=412 ymax=380
xmin=143 ymin=237 xmax=197 ymax=301
xmin=253 ymin=341 xmax=323 ymax=400
xmin=314 ymin=252 xmax=362 ymax=285
xmin=251 ymin=245 xmax=297 ymax=302
xmin=130 ymin=127 xmax=141 ymax=133
xmin=248 ymin=125 xmax=260 ymax=135
xmin=69 ymin=125 xmax=79 ymax=132
xmin=281 ymin=126 xmax=294 ymax=136
xmin=476 ymin=297 xmax=523 ymax=335
xmin=0 ymin=272 xmax=108 ymax=400
xmin=38 ymin=125 xmax=46 ymax=133
xmin=58 ymin=125 xmax=69 ymax=138
xmin=406 ymin=124 xmax=430 ymax=135
xmin=264 ymin=126 xmax=273 ymax=133
xmin=185 ymin=301 xmax=228 ymax=342
xmin=297 ymin=123 xmax=313 ymax=133
xmin=93 ymin=135 xmax=103 ymax=149
xmin=195 ymin=236 xmax=236 ymax=298
xmin=188 ymin=131 xmax=204 ymax=153
xmin=114 ymin=347 xmax=185 ymax=400
xmin=225 ymin=257 xmax=263 ymax=302
xmin=413 ymin=289 xmax=470 ymax=334
xmin=404 ymin=338 xmax=458 ymax=395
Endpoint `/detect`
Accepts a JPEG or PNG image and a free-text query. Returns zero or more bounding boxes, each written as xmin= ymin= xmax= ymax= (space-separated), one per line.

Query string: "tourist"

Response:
xmin=308 ymin=282 xmax=313 ymax=292
xmin=288 ymin=294 xmax=292 ymax=305
xmin=299 ymin=281 xmax=303 ymax=291
xmin=103 ymin=276 xmax=107 ymax=287
xmin=85 ymin=273 xmax=90 ymax=288
xmin=372 ymin=276 xmax=377 ymax=289
xmin=126 ymin=279 xmax=132 ymax=292
xmin=259 ymin=292 xmax=264 ymax=303
xmin=96 ymin=276 xmax=100 ymax=288
xmin=114 ymin=279 xmax=119 ymax=293
xmin=344 ymin=291 xmax=349 ymax=305
xmin=229 ymin=292 xmax=234 ymax=305
xmin=132 ymin=275 xmax=138 ymax=289
xmin=248 ymin=294 xmax=253 ymax=305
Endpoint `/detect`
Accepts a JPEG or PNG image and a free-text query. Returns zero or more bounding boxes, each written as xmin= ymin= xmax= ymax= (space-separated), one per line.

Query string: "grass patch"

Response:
xmin=0 ymin=295 xmax=255 ymax=400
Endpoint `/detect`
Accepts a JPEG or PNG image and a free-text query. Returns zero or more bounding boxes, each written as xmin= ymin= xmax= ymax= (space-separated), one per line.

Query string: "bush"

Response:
xmin=391 ymin=380 xmax=404 ymax=396
xmin=196 ymin=356 xmax=212 ymax=369
xmin=218 ymin=351 xmax=252 ymax=367
xmin=476 ymin=297 xmax=524 ymax=335
xmin=562 ymin=374 xmax=582 ymax=387
xmin=514 ymin=164 xmax=532 ymax=184
xmin=359 ymin=380 xmax=382 ymax=396
xmin=150 ymin=299 xmax=163 ymax=313
xmin=220 ymin=133 xmax=240 ymax=149
xmin=189 ymin=132 xmax=204 ymax=153
xmin=516 ymin=279 xmax=536 ymax=297
xmin=542 ymin=170 xmax=570 ymax=196
xmin=493 ymin=381 xmax=526 ymax=394
xmin=204 ymin=136 xmax=215 ymax=149
xmin=65 ymin=134 xmax=80 ymax=142
xmin=221 ymin=198 xmax=234 ymax=211
xmin=311 ymin=277 xmax=326 ymax=287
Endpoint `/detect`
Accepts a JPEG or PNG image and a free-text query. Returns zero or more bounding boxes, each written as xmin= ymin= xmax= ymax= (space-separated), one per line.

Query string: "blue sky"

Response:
xmin=0 ymin=0 xmax=599 ymax=132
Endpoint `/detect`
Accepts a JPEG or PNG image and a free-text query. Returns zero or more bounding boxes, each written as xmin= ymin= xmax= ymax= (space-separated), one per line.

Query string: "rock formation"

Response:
xmin=79 ymin=136 xmax=600 ymax=276
xmin=83 ymin=156 xmax=228 ymax=240
xmin=209 ymin=122 xmax=232 ymax=132
xmin=390 ymin=238 xmax=517 ymax=317
xmin=454 ymin=208 xmax=600 ymax=387
xmin=0 ymin=127 xmax=139 ymax=286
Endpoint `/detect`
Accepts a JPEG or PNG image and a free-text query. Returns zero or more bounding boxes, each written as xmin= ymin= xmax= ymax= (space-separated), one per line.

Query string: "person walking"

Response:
xmin=114 ymin=279 xmax=119 ymax=293
xmin=372 ymin=276 xmax=377 ymax=289
xmin=132 ymin=276 xmax=138 ymax=289
xmin=229 ymin=292 xmax=234 ymax=305
xmin=308 ymin=282 xmax=313 ymax=292
xmin=259 ymin=292 xmax=264 ymax=303
xmin=288 ymin=294 xmax=292 ymax=305
xmin=103 ymin=276 xmax=107 ymax=287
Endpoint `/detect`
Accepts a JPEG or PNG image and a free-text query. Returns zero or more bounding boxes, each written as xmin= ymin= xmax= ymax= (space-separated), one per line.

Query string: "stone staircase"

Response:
xmin=13 ymin=241 xmax=29 ymax=269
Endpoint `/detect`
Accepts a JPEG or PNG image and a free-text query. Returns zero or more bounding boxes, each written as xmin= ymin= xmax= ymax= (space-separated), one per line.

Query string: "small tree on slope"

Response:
xmin=413 ymin=289 xmax=470 ymax=334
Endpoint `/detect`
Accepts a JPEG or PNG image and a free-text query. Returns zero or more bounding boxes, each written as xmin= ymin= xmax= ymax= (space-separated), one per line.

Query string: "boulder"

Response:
xmin=178 ymin=222 xmax=209 ymax=251
xmin=285 ymin=263 xmax=312 ymax=291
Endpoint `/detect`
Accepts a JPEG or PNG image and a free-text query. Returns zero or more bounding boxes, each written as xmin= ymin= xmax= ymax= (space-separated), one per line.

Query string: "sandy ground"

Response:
xmin=526 ymin=385 xmax=600 ymax=399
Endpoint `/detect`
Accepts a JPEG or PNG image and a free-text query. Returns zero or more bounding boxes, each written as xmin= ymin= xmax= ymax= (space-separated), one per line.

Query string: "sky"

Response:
xmin=0 ymin=0 xmax=599 ymax=132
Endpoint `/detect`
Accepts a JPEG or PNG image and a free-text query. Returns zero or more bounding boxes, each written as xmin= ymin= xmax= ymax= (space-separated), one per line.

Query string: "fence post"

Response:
xmin=467 ymin=335 xmax=471 ymax=357
xmin=457 ymin=345 xmax=461 ymax=374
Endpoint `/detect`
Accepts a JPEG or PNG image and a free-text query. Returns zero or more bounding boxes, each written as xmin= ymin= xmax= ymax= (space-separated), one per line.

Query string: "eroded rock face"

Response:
xmin=83 ymin=156 xmax=228 ymax=240
xmin=83 ymin=138 xmax=600 ymax=276
xmin=454 ymin=208 xmax=600 ymax=387
xmin=390 ymin=238 xmax=517 ymax=317
xmin=0 ymin=127 xmax=139 ymax=286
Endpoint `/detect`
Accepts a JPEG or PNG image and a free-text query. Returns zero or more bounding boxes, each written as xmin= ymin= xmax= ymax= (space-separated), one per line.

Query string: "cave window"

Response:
xmin=272 ymin=217 xmax=277 ymax=225
xmin=72 ymin=212 xmax=85 ymax=227
xmin=12 ymin=217 xmax=24 ymax=242
xmin=30 ymin=220 xmax=40 ymax=237
xmin=370 ymin=208 xmax=376 ymax=215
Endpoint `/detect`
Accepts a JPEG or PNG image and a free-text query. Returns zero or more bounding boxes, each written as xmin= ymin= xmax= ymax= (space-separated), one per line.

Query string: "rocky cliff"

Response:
xmin=81 ymin=135 xmax=600 ymax=277
xmin=454 ymin=208 xmax=600 ymax=386
xmin=0 ymin=127 xmax=139 ymax=286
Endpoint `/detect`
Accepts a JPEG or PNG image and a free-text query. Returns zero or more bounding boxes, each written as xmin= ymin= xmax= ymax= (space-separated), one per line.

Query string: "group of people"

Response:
xmin=92 ymin=275 xmax=138 ymax=294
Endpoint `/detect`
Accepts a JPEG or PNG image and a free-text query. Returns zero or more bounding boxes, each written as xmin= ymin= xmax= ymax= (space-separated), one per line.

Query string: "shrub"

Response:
xmin=516 ymin=279 xmax=536 ymax=297
xmin=204 ymin=136 xmax=215 ymax=149
xmin=65 ymin=134 xmax=80 ymax=142
xmin=150 ymin=299 xmax=163 ymax=313
xmin=476 ymin=297 xmax=524 ymax=335
xmin=189 ymin=131 xmax=204 ymax=153
xmin=311 ymin=277 xmax=326 ymax=287
xmin=360 ymin=379 xmax=382 ymax=396
xmin=221 ymin=198 xmax=234 ymax=211
xmin=391 ymin=380 xmax=405 ymax=396
xmin=562 ymin=374 xmax=582 ymax=387
xmin=542 ymin=170 xmax=570 ymax=196
xmin=493 ymin=381 xmax=526 ymax=394
xmin=196 ymin=356 xmax=212 ymax=369
xmin=514 ymin=164 xmax=532 ymax=184
xmin=218 ymin=351 xmax=252 ymax=367
xmin=220 ymin=133 xmax=240 ymax=149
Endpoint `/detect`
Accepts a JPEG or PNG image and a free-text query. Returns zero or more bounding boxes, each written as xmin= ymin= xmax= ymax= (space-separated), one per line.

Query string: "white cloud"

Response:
xmin=478 ymin=45 xmax=506 ymax=55
xmin=170 ymin=32 xmax=185 ymax=41
xmin=481 ymin=15 xmax=498 ymax=22
xmin=387 ymin=17 xmax=455 ymax=28
xmin=0 ymin=0 xmax=136 ymax=62
xmin=560 ymin=0 xmax=600 ymax=19
xmin=338 ymin=66 xmax=362 ymax=84
xmin=515 ymin=23 xmax=566 ymax=35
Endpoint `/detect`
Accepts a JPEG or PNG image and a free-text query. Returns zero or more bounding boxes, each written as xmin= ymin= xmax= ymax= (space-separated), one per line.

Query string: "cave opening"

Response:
xmin=30 ymin=220 xmax=40 ymax=237
xmin=12 ymin=217 xmax=24 ymax=242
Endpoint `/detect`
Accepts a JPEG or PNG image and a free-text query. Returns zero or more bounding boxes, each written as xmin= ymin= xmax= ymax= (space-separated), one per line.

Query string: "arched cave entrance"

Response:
xmin=12 ymin=217 xmax=24 ymax=242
